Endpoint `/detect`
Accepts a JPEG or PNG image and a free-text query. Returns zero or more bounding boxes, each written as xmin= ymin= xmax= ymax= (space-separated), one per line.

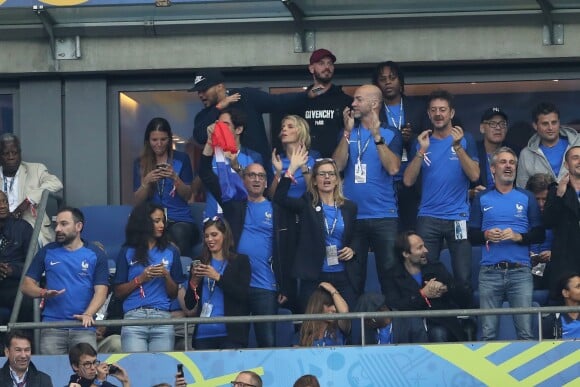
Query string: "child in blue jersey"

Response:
xmin=133 ymin=117 xmax=199 ymax=257
xmin=298 ymin=282 xmax=350 ymax=347
xmin=185 ymin=217 xmax=251 ymax=350
xmin=114 ymin=202 xmax=183 ymax=353
xmin=270 ymin=115 xmax=318 ymax=198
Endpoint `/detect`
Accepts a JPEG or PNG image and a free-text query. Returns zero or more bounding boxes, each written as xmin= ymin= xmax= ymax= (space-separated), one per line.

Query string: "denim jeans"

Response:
xmin=40 ymin=328 xmax=97 ymax=355
xmin=248 ymin=287 xmax=278 ymax=348
xmin=352 ymin=217 xmax=398 ymax=295
xmin=121 ymin=308 xmax=174 ymax=352
xmin=479 ymin=266 xmax=533 ymax=340
xmin=417 ymin=216 xmax=472 ymax=307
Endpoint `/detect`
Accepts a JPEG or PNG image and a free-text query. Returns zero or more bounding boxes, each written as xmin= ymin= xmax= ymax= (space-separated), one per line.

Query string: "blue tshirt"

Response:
xmin=376 ymin=323 xmax=393 ymax=345
xmin=237 ymin=200 xmax=276 ymax=291
xmin=273 ymin=152 xmax=317 ymax=198
xmin=561 ymin=314 xmax=580 ymax=340
xmin=343 ymin=125 xmax=402 ymax=219
xmin=196 ymin=258 xmax=228 ymax=339
xmin=312 ymin=328 xmax=345 ymax=347
xmin=383 ymin=103 xmax=409 ymax=180
xmin=113 ymin=245 xmax=183 ymax=313
xmin=26 ymin=242 xmax=109 ymax=323
xmin=540 ymin=138 xmax=568 ymax=177
xmin=321 ymin=203 xmax=345 ymax=273
xmin=469 ymin=188 xmax=542 ymax=266
xmin=411 ymin=133 xmax=478 ymax=220
xmin=204 ymin=147 xmax=263 ymax=218
xmin=133 ymin=151 xmax=195 ymax=223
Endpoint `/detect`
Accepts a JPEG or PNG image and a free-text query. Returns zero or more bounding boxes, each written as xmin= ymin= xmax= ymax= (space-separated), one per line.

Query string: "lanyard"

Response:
xmin=322 ymin=203 xmax=339 ymax=237
xmin=3 ymin=176 xmax=15 ymax=193
xmin=356 ymin=126 xmax=372 ymax=166
xmin=206 ymin=259 xmax=226 ymax=301
xmin=10 ymin=368 xmax=27 ymax=387
xmin=384 ymin=99 xmax=404 ymax=131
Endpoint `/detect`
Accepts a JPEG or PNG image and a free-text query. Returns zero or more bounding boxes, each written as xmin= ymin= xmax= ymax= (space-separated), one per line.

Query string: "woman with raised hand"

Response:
xmin=185 ymin=217 xmax=251 ymax=350
xmin=134 ymin=117 xmax=198 ymax=257
xmin=298 ymin=282 xmax=350 ymax=347
xmin=114 ymin=202 xmax=183 ymax=352
xmin=274 ymin=152 xmax=359 ymax=312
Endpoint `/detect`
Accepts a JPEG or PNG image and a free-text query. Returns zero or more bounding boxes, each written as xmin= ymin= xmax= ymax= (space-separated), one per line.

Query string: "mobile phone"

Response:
xmin=177 ymin=364 xmax=184 ymax=378
xmin=156 ymin=163 xmax=168 ymax=169
xmin=108 ymin=364 xmax=120 ymax=374
xmin=191 ymin=260 xmax=202 ymax=267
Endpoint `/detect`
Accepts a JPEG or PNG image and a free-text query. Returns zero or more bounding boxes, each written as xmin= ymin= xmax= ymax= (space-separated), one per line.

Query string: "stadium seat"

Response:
xmin=80 ymin=205 xmax=133 ymax=261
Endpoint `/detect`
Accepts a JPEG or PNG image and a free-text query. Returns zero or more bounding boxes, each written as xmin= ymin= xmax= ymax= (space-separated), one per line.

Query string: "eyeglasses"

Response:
xmin=484 ymin=120 xmax=508 ymax=129
xmin=80 ymin=360 xmax=100 ymax=369
xmin=245 ymin=172 xmax=267 ymax=181
xmin=231 ymin=382 xmax=257 ymax=387
xmin=317 ymin=171 xmax=337 ymax=178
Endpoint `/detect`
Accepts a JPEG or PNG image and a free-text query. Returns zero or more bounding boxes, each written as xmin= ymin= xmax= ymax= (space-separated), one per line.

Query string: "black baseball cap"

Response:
xmin=189 ymin=70 xmax=225 ymax=92
xmin=481 ymin=107 xmax=508 ymax=123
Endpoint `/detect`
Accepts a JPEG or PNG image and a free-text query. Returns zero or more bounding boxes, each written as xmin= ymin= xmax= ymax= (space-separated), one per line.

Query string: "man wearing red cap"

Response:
xmin=273 ymin=48 xmax=352 ymax=159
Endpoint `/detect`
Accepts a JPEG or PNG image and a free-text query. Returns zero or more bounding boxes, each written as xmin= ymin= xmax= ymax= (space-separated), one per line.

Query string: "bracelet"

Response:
xmin=416 ymin=151 xmax=425 ymax=159
xmin=331 ymin=291 xmax=339 ymax=296
xmin=39 ymin=288 xmax=47 ymax=298
xmin=301 ymin=167 xmax=310 ymax=175
xmin=452 ymin=144 xmax=462 ymax=151
xmin=343 ymin=132 xmax=351 ymax=143
xmin=285 ymin=171 xmax=297 ymax=184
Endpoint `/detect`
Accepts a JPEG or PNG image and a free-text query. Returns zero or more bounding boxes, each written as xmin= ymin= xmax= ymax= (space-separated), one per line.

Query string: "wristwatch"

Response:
xmin=374 ymin=137 xmax=385 ymax=145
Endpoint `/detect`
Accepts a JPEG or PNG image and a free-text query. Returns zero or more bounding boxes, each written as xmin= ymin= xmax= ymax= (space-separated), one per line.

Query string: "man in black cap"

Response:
xmin=470 ymin=107 xmax=521 ymax=199
xmin=272 ymin=48 xmax=352 ymax=158
xmin=191 ymin=69 xmax=314 ymax=178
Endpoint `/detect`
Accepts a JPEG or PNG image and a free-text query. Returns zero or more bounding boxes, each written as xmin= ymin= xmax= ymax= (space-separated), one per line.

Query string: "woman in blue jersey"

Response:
xmin=274 ymin=154 xmax=359 ymax=313
xmin=134 ymin=117 xmax=198 ymax=257
xmin=185 ymin=217 xmax=251 ymax=350
xmin=269 ymin=115 xmax=318 ymax=198
xmin=114 ymin=202 xmax=183 ymax=352
xmin=298 ymin=282 xmax=350 ymax=347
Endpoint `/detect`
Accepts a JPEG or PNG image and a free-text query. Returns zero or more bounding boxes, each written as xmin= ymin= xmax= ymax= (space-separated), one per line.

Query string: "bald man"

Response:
xmin=333 ymin=84 xmax=403 ymax=297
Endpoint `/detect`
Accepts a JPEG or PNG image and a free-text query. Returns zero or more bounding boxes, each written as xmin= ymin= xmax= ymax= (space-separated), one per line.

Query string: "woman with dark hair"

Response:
xmin=274 ymin=151 xmax=359 ymax=312
xmin=113 ymin=202 xmax=183 ymax=352
xmin=133 ymin=117 xmax=198 ymax=257
xmin=298 ymin=282 xmax=350 ymax=347
xmin=185 ymin=217 xmax=251 ymax=350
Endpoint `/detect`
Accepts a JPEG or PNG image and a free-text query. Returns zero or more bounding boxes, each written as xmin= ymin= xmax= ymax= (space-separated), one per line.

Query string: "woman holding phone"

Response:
xmin=114 ymin=202 xmax=183 ymax=352
xmin=134 ymin=117 xmax=198 ymax=257
xmin=185 ymin=217 xmax=251 ymax=350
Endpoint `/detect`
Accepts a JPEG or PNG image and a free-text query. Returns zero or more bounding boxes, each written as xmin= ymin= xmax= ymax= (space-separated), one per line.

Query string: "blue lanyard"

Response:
xmin=384 ymin=99 xmax=404 ymax=130
xmin=322 ymin=203 xmax=339 ymax=237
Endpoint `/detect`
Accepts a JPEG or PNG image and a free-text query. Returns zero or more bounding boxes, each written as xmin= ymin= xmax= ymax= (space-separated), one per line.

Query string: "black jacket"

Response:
xmin=184 ymin=253 xmax=251 ymax=347
xmin=383 ymin=262 xmax=468 ymax=341
xmin=0 ymin=360 xmax=53 ymax=387
xmin=542 ymin=182 xmax=580 ymax=290
xmin=198 ymin=154 xmax=292 ymax=297
xmin=0 ymin=216 xmax=33 ymax=280
xmin=273 ymin=176 xmax=362 ymax=294
xmin=67 ymin=375 xmax=117 ymax=387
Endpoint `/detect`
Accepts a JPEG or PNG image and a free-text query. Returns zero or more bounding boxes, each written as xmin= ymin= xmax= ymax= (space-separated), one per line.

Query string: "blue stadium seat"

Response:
xmin=190 ymin=202 xmax=206 ymax=258
xmin=80 ymin=205 xmax=133 ymax=261
xmin=364 ymin=252 xmax=381 ymax=293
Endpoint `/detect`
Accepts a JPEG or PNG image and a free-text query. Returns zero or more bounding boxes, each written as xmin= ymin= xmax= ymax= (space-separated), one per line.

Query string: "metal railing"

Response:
xmin=3 ymin=305 xmax=579 ymax=352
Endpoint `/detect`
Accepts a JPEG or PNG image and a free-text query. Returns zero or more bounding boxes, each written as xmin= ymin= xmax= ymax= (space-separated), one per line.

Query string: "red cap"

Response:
xmin=309 ymin=49 xmax=337 ymax=64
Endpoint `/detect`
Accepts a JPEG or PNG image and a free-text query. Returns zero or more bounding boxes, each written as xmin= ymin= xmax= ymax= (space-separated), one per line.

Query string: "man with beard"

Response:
xmin=372 ymin=61 xmax=427 ymax=231
xmin=21 ymin=207 xmax=109 ymax=354
xmin=384 ymin=231 xmax=468 ymax=342
xmin=274 ymin=49 xmax=352 ymax=158
xmin=0 ymin=331 xmax=53 ymax=386
xmin=404 ymin=90 xmax=479 ymax=308
xmin=542 ymin=146 xmax=580 ymax=292
xmin=0 ymin=134 xmax=63 ymax=246
xmin=0 ymin=190 xmax=34 ymax=322
xmin=469 ymin=147 xmax=544 ymax=340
